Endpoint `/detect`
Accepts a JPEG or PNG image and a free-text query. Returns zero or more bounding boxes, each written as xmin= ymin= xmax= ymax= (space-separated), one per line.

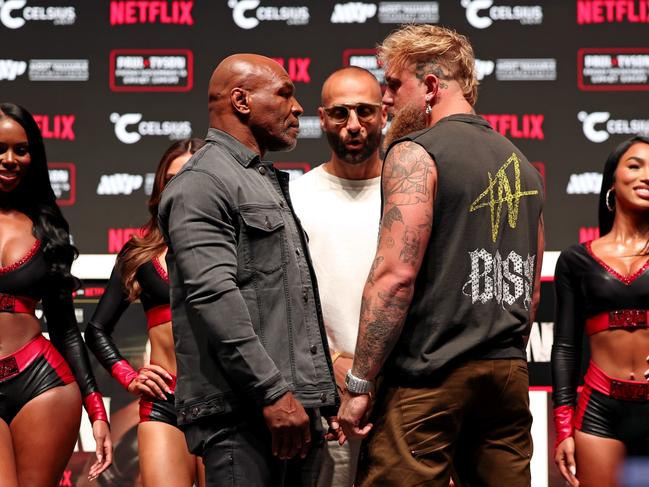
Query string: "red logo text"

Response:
xmin=481 ymin=114 xmax=545 ymax=140
xmin=577 ymin=0 xmax=649 ymax=24
xmin=271 ymin=57 xmax=311 ymax=83
xmin=110 ymin=1 xmax=194 ymax=25
xmin=33 ymin=115 xmax=75 ymax=140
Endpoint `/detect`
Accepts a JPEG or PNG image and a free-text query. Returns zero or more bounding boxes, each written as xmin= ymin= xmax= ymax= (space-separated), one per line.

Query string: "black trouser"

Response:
xmin=183 ymin=407 xmax=324 ymax=487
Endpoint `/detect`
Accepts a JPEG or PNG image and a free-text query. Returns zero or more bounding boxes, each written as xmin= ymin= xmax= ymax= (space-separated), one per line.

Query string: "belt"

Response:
xmin=586 ymin=309 xmax=649 ymax=336
xmin=0 ymin=293 xmax=38 ymax=315
xmin=585 ymin=361 xmax=649 ymax=401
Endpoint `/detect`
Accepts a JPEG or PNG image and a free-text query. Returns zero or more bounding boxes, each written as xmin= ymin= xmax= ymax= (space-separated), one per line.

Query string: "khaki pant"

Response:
xmin=356 ymin=359 xmax=533 ymax=487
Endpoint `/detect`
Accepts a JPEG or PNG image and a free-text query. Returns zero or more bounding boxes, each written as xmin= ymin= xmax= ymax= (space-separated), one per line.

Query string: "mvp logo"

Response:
xmin=330 ymin=2 xmax=377 ymax=23
xmin=0 ymin=59 xmax=26 ymax=80
xmin=97 ymin=173 xmax=143 ymax=195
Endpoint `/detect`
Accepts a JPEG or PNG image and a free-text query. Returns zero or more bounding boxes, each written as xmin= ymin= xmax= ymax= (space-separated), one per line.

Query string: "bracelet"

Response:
xmin=331 ymin=351 xmax=342 ymax=363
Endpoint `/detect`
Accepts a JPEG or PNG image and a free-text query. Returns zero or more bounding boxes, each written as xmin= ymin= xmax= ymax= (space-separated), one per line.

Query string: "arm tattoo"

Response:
xmin=354 ymin=283 xmax=413 ymax=378
xmin=367 ymin=256 xmax=384 ymax=284
xmin=400 ymin=227 xmax=420 ymax=265
xmin=415 ymin=61 xmax=449 ymax=89
xmin=383 ymin=142 xmax=433 ymax=206
xmin=382 ymin=205 xmax=403 ymax=230
xmin=352 ymin=142 xmax=435 ymax=379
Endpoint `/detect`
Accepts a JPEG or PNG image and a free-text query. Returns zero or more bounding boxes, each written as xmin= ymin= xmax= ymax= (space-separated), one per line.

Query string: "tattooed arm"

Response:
xmin=352 ymin=140 xmax=437 ymax=381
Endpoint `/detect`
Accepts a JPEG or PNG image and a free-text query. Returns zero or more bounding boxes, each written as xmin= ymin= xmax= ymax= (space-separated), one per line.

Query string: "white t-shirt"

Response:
xmin=290 ymin=165 xmax=381 ymax=355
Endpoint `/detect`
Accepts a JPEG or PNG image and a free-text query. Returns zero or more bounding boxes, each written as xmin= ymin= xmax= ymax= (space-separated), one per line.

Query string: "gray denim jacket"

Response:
xmin=158 ymin=129 xmax=338 ymax=425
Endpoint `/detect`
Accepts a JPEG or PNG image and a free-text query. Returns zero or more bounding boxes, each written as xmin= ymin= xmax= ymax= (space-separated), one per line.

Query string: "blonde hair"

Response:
xmin=378 ymin=24 xmax=478 ymax=106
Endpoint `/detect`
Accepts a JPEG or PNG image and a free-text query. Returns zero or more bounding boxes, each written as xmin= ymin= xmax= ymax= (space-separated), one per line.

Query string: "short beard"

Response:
xmin=326 ymin=127 xmax=382 ymax=165
xmin=383 ymin=103 xmax=427 ymax=151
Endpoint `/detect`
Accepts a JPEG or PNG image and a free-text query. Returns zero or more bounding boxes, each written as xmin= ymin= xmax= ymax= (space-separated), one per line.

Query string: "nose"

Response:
xmin=346 ymin=109 xmax=361 ymax=133
xmin=382 ymin=89 xmax=393 ymax=107
xmin=292 ymin=97 xmax=304 ymax=117
xmin=1 ymin=150 xmax=17 ymax=166
xmin=641 ymin=166 xmax=649 ymax=182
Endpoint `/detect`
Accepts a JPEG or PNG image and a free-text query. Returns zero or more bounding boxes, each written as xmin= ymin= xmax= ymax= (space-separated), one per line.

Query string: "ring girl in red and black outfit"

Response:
xmin=85 ymin=139 xmax=205 ymax=487
xmin=0 ymin=102 xmax=111 ymax=486
xmin=552 ymin=135 xmax=649 ymax=487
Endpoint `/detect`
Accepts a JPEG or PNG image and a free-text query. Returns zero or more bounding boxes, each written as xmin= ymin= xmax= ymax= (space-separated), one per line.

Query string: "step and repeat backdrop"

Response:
xmin=1 ymin=1 xmax=647 ymax=486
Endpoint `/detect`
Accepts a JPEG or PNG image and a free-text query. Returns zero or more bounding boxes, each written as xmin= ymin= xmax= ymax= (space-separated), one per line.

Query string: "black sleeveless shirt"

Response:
xmin=384 ymin=114 xmax=544 ymax=382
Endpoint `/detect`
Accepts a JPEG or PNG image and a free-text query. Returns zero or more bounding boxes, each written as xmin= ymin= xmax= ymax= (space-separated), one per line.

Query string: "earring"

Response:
xmin=425 ymin=103 xmax=432 ymax=114
xmin=606 ymin=188 xmax=615 ymax=212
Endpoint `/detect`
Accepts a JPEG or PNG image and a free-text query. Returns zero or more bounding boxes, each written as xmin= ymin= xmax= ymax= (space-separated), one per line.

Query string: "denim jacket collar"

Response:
xmin=206 ymin=128 xmax=260 ymax=168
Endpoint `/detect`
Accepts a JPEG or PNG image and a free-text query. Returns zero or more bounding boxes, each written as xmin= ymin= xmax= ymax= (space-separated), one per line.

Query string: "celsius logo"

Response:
xmin=577 ymin=0 xmax=649 ymax=24
xmin=33 ymin=114 xmax=75 ymax=140
xmin=0 ymin=1 xmax=76 ymax=29
xmin=578 ymin=111 xmax=649 ymax=143
xmin=566 ymin=172 xmax=602 ymax=194
xmin=271 ymin=57 xmax=311 ymax=83
xmin=461 ymin=0 xmax=542 ymax=29
xmin=330 ymin=2 xmax=376 ymax=23
xmin=110 ymin=113 xmax=192 ymax=144
xmin=482 ymin=114 xmax=544 ymax=140
xmin=0 ymin=59 xmax=26 ymax=80
xmin=228 ymin=0 xmax=309 ymax=29
xmin=110 ymin=1 xmax=194 ymax=26
xmin=97 ymin=173 xmax=143 ymax=195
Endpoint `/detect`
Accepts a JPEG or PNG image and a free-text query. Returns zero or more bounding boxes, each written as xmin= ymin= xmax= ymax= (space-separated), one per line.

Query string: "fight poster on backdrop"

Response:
xmin=2 ymin=1 xmax=647 ymax=485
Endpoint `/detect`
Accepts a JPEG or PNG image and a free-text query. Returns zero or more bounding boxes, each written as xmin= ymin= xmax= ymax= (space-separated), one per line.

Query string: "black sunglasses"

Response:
xmin=322 ymin=102 xmax=382 ymax=124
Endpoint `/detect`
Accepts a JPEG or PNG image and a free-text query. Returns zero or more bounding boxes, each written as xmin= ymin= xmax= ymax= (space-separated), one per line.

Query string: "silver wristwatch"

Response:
xmin=345 ymin=370 xmax=374 ymax=395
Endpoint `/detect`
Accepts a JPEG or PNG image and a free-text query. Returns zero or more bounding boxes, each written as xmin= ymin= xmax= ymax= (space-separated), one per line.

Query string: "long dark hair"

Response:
xmin=598 ymin=135 xmax=649 ymax=236
xmin=0 ymin=102 xmax=79 ymax=293
xmin=118 ymin=138 xmax=205 ymax=300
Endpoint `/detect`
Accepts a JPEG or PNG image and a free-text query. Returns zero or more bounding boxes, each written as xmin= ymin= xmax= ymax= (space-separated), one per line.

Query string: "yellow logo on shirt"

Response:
xmin=469 ymin=152 xmax=538 ymax=243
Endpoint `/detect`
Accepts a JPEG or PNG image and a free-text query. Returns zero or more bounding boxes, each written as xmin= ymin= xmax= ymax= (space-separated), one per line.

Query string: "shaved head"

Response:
xmin=209 ymin=53 xmax=288 ymax=117
xmin=207 ymin=53 xmax=303 ymax=156
xmin=321 ymin=67 xmax=382 ymax=107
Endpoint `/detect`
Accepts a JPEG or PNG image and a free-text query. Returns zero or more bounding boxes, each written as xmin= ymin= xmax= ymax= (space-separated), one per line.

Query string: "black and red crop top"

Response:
xmin=84 ymin=252 xmax=171 ymax=390
xmin=551 ymin=242 xmax=649 ymax=409
xmin=0 ymin=239 xmax=107 ymax=423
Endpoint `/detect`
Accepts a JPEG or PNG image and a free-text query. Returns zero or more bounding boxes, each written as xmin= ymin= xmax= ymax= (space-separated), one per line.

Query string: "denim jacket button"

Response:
xmin=258 ymin=166 xmax=266 ymax=175
xmin=191 ymin=406 xmax=200 ymax=416
xmin=320 ymin=393 xmax=327 ymax=402
xmin=310 ymin=345 xmax=317 ymax=354
xmin=295 ymin=248 xmax=301 ymax=256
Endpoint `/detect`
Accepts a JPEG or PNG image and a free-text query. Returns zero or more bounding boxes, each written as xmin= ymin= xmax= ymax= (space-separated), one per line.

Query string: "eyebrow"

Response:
xmin=625 ymin=156 xmax=645 ymax=163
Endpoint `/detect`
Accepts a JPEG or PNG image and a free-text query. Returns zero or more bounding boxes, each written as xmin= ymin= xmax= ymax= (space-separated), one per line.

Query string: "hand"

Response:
xmin=554 ymin=437 xmax=579 ymax=486
xmin=88 ymin=420 xmax=112 ymax=481
xmin=262 ymin=392 xmax=311 ymax=460
xmin=333 ymin=356 xmax=353 ymax=392
xmin=127 ymin=364 xmax=173 ymax=400
xmin=324 ymin=415 xmax=346 ymax=444
xmin=644 ymin=354 xmax=649 ymax=380
xmin=338 ymin=392 xmax=372 ymax=441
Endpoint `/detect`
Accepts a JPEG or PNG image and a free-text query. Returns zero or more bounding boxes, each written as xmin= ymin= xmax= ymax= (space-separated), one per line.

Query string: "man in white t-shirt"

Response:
xmin=290 ymin=66 xmax=386 ymax=487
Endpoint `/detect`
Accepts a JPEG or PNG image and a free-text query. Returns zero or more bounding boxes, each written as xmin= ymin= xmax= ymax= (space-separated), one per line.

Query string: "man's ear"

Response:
xmin=424 ymin=73 xmax=439 ymax=100
xmin=231 ymin=88 xmax=251 ymax=115
xmin=318 ymin=106 xmax=326 ymax=130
